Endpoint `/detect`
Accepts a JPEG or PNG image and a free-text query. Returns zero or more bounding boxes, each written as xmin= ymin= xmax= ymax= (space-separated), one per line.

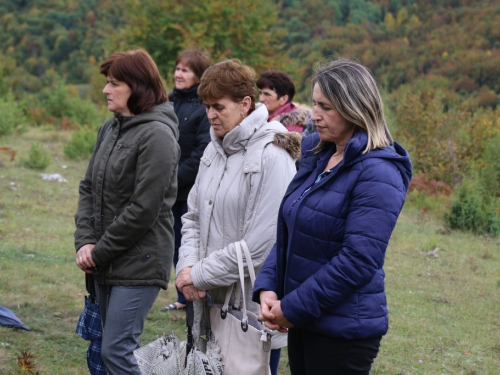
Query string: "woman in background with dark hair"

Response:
xmin=162 ymin=48 xmax=211 ymax=312
xmin=74 ymin=48 xmax=180 ymax=374
xmin=257 ymin=70 xmax=311 ymax=134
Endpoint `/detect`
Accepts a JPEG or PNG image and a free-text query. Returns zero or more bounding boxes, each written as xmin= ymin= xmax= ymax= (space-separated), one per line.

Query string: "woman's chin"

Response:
xmin=176 ymin=82 xmax=191 ymax=90
xmin=318 ymin=132 xmax=332 ymax=142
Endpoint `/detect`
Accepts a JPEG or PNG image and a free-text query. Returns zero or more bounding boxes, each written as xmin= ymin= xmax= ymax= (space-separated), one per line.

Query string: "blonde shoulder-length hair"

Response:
xmin=312 ymin=58 xmax=393 ymax=154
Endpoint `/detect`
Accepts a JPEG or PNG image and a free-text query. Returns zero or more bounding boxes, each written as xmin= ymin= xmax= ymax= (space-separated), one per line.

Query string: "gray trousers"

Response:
xmin=98 ymin=285 xmax=160 ymax=375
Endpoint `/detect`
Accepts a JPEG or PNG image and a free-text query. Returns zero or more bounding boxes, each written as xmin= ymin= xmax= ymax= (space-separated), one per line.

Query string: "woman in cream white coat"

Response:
xmin=175 ymin=60 xmax=299 ymax=374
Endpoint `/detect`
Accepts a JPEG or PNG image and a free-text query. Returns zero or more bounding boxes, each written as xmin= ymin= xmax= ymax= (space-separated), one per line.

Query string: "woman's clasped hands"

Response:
xmin=175 ymin=267 xmax=206 ymax=301
xmin=76 ymin=244 xmax=96 ymax=274
xmin=259 ymin=290 xmax=293 ymax=333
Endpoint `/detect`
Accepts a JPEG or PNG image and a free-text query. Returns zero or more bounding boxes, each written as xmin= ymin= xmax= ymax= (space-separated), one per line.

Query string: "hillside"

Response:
xmin=2 ymin=0 xmax=500 ymax=105
xmin=1 ymin=0 xmax=499 ymax=228
xmin=278 ymin=0 xmax=500 ymax=104
xmin=0 ymin=0 xmax=123 ymax=94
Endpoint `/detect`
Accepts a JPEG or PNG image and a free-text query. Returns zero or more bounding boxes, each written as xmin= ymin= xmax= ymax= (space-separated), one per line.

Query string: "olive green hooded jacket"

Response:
xmin=74 ymin=102 xmax=180 ymax=289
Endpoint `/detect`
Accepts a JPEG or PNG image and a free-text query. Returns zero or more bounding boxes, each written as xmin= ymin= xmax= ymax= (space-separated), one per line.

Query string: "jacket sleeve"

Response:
xmin=251 ymin=243 xmax=278 ymax=303
xmin=90 ymin=124 xmax=179 ymax=265
xmin=177 ymin=111 xmax=211 ymax=192
xmin=281 ymin=161 xmax=407 ymax=326
xmin=175 ymin=164 xmax=203 ymax=273
xmin=189 ymin=148 xmax=296 ymax=291
xmin=74 ymin=122 xmax=108 ymax=252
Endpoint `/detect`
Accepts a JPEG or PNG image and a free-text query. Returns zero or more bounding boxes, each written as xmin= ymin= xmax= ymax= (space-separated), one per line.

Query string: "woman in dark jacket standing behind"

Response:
xmin=162 ymin=48 xmax=211 ymax=312
xmin=253 ymin=58 xmax=412 ymax=375
xmin=74 ymin=48 xmax=180 ymax=374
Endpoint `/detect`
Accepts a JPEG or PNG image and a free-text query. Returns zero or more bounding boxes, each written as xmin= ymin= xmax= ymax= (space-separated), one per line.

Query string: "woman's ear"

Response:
xmin=241 ymin=96 xmax=252 ymax=116
xmin=278 ymin=94 xmax=289 ymax=106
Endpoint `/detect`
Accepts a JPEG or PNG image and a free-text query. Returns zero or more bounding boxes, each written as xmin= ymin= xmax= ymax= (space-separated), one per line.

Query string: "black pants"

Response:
xmin=288 ymin=327 xmax=381 ymax=375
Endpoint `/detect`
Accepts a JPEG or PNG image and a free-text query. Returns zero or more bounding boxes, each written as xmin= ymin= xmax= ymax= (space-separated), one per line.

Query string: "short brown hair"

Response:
xmin=257 ymin=70 xmax=295 ymax=102
xmin=100 ymin=48 xmax=167 ymax=115
xmin=175 ymin=49 xmax=211 ymax=81
xmin=198 ymin=59 xmax=256 ymax=113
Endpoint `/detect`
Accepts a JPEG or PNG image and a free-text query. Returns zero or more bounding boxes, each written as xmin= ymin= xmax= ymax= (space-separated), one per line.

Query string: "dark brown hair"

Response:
xmin=198 ymin=59 xmax=257 ymax=113
xmin=257 ymin=70 xmax=295 ymax=102
xmin=175 ymin=49 xmax=211 ymax=81
xmin=100 ymin=48 xmax=167 ymax=115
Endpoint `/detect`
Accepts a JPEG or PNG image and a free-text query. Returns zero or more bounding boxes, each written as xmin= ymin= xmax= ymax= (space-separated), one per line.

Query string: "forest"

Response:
xmin=1 ymin=0 xmax=500 ymax=235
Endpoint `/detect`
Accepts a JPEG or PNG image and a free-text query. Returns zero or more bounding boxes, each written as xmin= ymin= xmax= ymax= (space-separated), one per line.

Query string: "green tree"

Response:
xmin=384 ymin=12 xmax=396 ymax=32
xmin=115 ymin=0 xmax=285 ymax=81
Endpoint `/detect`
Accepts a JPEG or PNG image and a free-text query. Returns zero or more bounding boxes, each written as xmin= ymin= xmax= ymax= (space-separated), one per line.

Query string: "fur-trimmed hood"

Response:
xmin=276 ymin=105 xmax=312 ymax=128
xmin=274 ymin=131 xmax=302 ymax=160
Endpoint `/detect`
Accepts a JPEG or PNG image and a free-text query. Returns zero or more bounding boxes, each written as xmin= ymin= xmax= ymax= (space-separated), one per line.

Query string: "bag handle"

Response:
xmin=240 ymin=240 xmax=256 ymax=285
xmin=232 ymin=240 xmax=255 ymax=310
xmin=220 ymin=240 xmax=257 ymax=332
xmin=234 ymin=241 xmax=249 ymax=331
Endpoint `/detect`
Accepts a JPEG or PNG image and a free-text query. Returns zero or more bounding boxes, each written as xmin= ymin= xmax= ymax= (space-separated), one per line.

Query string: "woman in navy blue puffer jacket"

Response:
xmin=253 ymin=58 xmax=412 ymax=375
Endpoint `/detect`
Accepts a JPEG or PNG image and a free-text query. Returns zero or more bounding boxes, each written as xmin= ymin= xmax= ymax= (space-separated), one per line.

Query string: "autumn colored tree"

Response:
xmin=115 ymin=0 xmax=286 ymax=82
xmin=393 ymin=90 xmax=500 ymax=185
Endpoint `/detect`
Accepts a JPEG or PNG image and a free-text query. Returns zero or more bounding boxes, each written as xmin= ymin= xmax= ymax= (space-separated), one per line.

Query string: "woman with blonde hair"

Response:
xmin=175 ymin=59 xmax=300 ymax=373
xmin=254 ymin=58 xmax=412 ymax=374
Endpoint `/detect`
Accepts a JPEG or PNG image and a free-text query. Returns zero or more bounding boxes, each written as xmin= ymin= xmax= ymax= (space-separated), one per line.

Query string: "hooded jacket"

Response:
xmin=169 ymin=85 xmax=211 ymax=201
xmin=253 ymin=131 xmax=412 ymax=339
xmin=74 ymin=102 xmax=180 ymax=289
xmin=176 ymin=104 xmax=300 ymax=338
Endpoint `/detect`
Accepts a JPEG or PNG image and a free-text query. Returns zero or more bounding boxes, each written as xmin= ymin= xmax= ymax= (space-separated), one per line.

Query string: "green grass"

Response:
xmin=1 ymin=128 xmax=499 ymax=374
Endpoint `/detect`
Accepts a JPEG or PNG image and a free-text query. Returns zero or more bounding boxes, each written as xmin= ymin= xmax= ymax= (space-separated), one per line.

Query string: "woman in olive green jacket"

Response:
xmin=74 ymin=49 xmax=180 ymax=374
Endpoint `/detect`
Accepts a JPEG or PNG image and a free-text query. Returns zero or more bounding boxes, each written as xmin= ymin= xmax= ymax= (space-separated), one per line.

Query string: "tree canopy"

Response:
xmin=2 ymin=0 xmax=500 ymax=191
xmin=114 ymin=0 xmax=286 ymax=82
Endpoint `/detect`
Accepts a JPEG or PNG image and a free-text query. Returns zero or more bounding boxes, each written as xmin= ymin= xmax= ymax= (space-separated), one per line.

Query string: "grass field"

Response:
xmin=0 ymin=128 xmax=499 ymax=374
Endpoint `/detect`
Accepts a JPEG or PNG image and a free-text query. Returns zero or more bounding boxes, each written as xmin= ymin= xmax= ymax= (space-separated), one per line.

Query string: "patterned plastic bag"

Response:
xmin=134 ymin=332 xmax=223 ymax=375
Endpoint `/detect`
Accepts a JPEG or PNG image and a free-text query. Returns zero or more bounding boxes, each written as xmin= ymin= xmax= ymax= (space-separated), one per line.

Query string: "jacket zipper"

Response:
xmin=108 ymin=215 xmax=117 ymax=274
xmin=282 ymin=163 xmax=343 ymax=295
xmin=103 ymin=118 xmax=121 ymax=276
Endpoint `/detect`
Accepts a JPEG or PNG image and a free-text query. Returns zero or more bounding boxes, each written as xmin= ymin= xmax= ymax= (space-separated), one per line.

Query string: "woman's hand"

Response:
xmin=259 ymin=290 xmax=278 ymax=323
xmin=259 ymin=291 xmax=292 ymax=332
xmin=175 ymin=267 xmax=205 ymax=301
xmin=180 ymin=285 xmax=206 ymax=301
xmin=267 ymin=299 xmax=293 ymax=332
xmin=176 ymin=267 xmax=193 ymax=290
xmin=76 ymin=244 xmax=96 ymax=273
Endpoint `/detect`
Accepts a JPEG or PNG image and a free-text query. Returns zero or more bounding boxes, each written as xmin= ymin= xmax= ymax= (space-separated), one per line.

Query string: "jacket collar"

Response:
xmin=268 ymin=102 xmax=297 ymax=121
xmin=169 ymin=84 xmax=200 ymax=101
xmin=211 ymin=103 xmax=270 ymax=156
xmin=112 ymin=102 xmax=179 ymax=140
xmin=307 ymin=130 xmax=412 ymax=190
xmin=205 ymin=104 xmax=292 ymax=175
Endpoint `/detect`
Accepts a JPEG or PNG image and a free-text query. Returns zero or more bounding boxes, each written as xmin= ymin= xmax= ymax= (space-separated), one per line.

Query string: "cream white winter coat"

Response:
xmin=176 ymin=104 xmax=299 ymax=340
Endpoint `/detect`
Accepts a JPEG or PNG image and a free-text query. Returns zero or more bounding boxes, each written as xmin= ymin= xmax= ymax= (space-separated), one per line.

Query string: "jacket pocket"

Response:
xmin=123 ymin=228 xmax=158 ymax=257
xmin=109 ymin=227 xmax=160 ymax=280
xmin=112 ymin=143 xmax=135 ymax=175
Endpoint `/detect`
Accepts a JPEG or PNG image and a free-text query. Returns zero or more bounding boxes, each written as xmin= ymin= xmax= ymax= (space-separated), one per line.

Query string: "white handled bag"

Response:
xmin=208 ymin=240 xmax=272 ymax=375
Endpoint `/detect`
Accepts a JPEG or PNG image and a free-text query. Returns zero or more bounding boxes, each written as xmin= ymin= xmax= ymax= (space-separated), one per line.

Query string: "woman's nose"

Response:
xmin=207 ymin=108 xmax=216 ymax=119
xmin=310 ymin=107 xmax=320 ymax=121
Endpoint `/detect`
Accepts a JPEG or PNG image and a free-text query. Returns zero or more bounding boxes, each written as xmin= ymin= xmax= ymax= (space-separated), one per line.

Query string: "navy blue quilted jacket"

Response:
xmin=253 ymin=130 xmax=412 ymax=339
